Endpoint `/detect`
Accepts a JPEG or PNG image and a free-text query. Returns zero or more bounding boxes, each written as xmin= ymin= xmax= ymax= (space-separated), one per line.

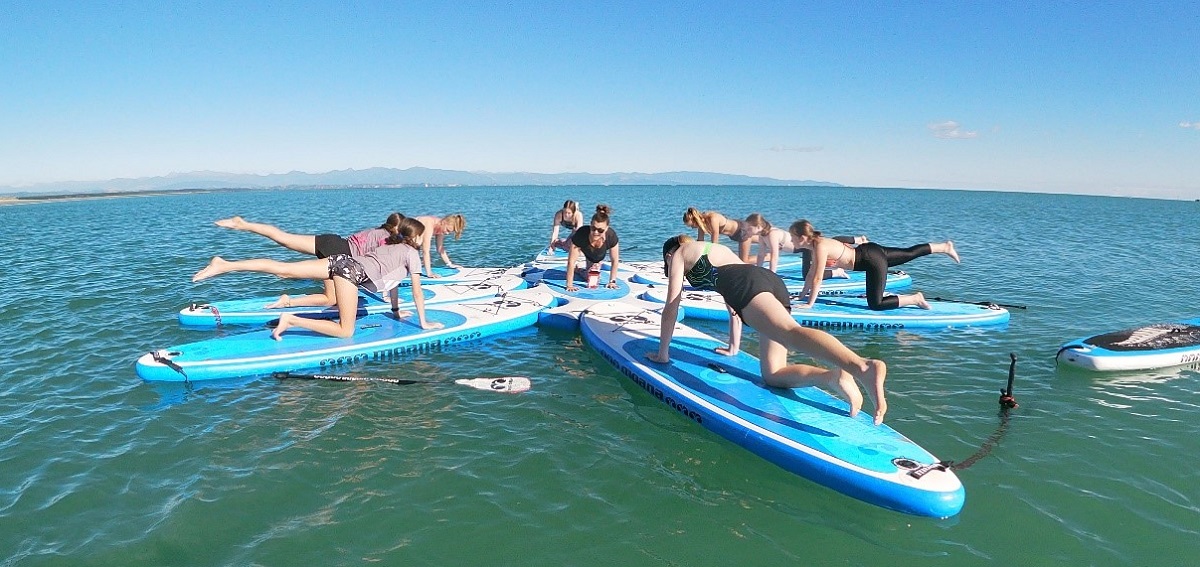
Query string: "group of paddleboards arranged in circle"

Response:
xmin=135 ymin=208 xmax=1200 ymax=519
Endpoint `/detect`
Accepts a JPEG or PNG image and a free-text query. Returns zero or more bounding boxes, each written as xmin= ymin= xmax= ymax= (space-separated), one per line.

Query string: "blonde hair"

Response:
xmin=442 ymin=214 xmax=466 ymax=240
xmin=683 ymin=207 xmax=708 ymax=234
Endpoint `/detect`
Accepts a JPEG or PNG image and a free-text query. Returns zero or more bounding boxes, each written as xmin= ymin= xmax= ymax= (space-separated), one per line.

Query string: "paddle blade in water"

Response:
xmin=454 ymin=376 xmax=531 ymax=393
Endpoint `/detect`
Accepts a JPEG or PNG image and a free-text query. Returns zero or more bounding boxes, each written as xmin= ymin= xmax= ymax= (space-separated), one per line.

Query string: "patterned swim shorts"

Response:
xmin=326 ymin=254 xmax=370 ymax=285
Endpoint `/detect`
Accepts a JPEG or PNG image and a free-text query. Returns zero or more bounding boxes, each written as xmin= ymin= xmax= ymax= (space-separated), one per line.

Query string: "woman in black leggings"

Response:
xmin=788 ymin=220 xmax=960 ymax=311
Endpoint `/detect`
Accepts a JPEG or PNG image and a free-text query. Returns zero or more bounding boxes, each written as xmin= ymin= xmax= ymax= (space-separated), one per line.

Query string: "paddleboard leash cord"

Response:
xmin=150 ymin=349 xmax=190 ymax=384
xmin=903 ymin=353 xmax=1019 ymax=477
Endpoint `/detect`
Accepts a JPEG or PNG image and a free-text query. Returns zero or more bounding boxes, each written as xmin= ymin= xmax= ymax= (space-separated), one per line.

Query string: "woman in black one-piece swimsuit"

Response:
xmin=647 ymin=235 xmax=890 ymax=425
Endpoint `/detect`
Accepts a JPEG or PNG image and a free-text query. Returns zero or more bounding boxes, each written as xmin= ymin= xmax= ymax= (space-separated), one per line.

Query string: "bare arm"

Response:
xmin=799 ymin=240 xmax=827 ymax=307
xmin=408 ymin=273 xmax=442 ymax=329
xmin=706 ymin=215 xmax=722 ymax=244
xmin=435 ymin=234 xmax=457 ymax=269
xmin=421 ymin=231 xmax=438 ymax=278
xmin=648 ymin=252 xmax=687 ymax=363
xmin=565 ymin=244 xmax=581 ymax=291
xmin=606 ymin=244 xmax=620 ymax=289
xmin=548 ymin=211 xmax=562 ymax=248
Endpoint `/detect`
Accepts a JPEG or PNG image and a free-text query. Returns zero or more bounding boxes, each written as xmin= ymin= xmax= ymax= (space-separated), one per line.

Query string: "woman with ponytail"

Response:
xmin=789 ymin=220 xmax=959 ymax=311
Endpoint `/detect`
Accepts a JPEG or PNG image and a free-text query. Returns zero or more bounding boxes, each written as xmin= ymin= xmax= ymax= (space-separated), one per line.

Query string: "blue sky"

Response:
xmin=2 ymin=1 xmax=1197 ymax=199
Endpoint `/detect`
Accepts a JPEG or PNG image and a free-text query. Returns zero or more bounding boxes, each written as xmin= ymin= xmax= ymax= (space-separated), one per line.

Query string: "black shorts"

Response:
xmin=315 ymin=234 xmax=352 ymax=259
xmin=714 ymin=264 xmax=792 ymax=318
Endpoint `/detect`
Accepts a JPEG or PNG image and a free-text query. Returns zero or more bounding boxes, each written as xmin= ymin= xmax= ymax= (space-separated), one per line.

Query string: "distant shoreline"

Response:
xmin=0 ymin=183 xmax=833 ymax=206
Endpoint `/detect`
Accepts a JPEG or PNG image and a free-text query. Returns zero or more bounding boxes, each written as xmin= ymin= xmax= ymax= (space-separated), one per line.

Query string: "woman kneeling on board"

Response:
xmin=789 ymin=220 xmax=959 ymax=311
xmin=212 ymin=213 xmax=407 ymax=309
xmin=648 ymin=235 xmax=889 ymax=425
xmin=193 ymin=217 xmax=443 ymax=339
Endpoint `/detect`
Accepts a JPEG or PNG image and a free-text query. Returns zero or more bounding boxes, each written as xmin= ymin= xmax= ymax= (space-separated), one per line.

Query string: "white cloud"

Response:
xmin=928 ymin=121 xmax=979 ymax=139
xmin=768 ymin=145 xmax=824 ymax=153
xmin=1181 ymin=121 xmax=1200 ymax=130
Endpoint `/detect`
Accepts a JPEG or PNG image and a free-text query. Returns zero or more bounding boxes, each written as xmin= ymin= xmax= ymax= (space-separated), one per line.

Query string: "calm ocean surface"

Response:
xmin=1 ymin=185 xmax=1198 ymax=566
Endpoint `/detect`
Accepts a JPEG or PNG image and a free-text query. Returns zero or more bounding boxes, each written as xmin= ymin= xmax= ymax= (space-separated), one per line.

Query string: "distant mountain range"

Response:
xmin=0 ymin=167 xmax=841 ymax=197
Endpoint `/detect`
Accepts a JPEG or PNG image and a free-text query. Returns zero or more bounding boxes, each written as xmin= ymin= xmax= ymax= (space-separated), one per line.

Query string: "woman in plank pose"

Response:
xmin=213 ymin=213 xmax=407 ymax=309
xmin=648 ymin=235 xmax=889 ymax=425
xmin=789 ymin=220 xmax=959 ymax=311
xmin=413 ymin=214 xmax=467 ymax=278
xmin=193 ymin=217 xmax=442 ymax=339
xmin=565 ymin=204 xmax=620 ymax=292
xmin=547 ymin=200 xmax=584 ymax=254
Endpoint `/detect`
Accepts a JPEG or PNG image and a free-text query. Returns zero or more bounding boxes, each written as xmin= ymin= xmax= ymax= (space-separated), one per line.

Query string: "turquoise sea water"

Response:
xmin=2 ymin=186 xmax=1198 ymax=565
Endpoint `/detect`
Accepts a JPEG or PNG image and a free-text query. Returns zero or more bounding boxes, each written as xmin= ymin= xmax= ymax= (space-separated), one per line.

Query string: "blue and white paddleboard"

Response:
xmin=522 ymin=265 xmax=653 ymax=330
xmin=641 ymin=287 xmax=1009 ymax=329
xmin=579 ymin=302 xmax=965 ymax=518
xmin=179 ymin=275 xmax=528 ymax=328
xmin=1057 ymin=318 xmax=1200 ymax=371
xmin=631 ymin=267 xmax=912 ymax=295
xmin=138 ymin=289 xmax=554 ymax=382
xmin=417 ymin=265 xmax=528 ymax=284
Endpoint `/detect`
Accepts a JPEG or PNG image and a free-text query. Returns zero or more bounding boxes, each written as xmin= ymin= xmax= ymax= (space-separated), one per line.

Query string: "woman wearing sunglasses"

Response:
xmin=565 ymin=204 xmax=620 ymax=292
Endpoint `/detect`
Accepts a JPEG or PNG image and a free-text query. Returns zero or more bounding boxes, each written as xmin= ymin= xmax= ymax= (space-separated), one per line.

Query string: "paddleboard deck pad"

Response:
xmin=579 ymin=302 xmax=964 ymax=517
xmin=179 ymin=275 xmax=528 ymax=328
xmin=417 ymin=265 xmax=528 ymax=284
xmin=138 ymin=289 xmax=554 ymax=382
xmin=641 ymin=287 xmax=1008 ymax=328
xmin=1057 ymin=318 xmax=1200 ymax=371
xmin=632 ymin=268 xmax=912 ymax=295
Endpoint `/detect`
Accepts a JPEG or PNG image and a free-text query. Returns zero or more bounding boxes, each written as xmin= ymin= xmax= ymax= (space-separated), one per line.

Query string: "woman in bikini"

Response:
xmin=682 ymin=208 xmax=758 ymax=262
xmin=193 ymin=217 xmax=443 ymax=339
xmin=789 ymin=220 xmax=960 ymax=311
xmin=547 ymin=200 xmax=584 ymax=254
xmin=413 ymin=214 xmax=467 ymax=278
xmin=212 ymin=213 xmax=407 ymax=309
xmin=648 ymin=235 xmax=889 ymax=425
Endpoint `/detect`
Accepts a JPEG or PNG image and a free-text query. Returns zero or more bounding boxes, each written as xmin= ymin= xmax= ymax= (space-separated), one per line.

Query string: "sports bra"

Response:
xmin=826 ymin=241 xmax=850 ymax=268
xmin=726 ymin=221 xmax=752 ymax=243
xmin=684 ymin=243 xmax=719 ymax=290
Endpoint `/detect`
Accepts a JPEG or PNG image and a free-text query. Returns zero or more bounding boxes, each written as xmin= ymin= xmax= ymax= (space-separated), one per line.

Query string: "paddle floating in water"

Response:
xmin=272 ymin=372 xmax=532 ymax=393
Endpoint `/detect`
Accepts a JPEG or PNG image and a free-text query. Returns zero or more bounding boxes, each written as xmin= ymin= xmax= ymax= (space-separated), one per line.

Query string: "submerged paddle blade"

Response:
xmin=454 ymin=376 xmax=531 ymax=393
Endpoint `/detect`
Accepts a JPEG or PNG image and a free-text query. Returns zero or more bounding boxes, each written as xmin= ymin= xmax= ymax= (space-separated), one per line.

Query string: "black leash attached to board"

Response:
xmin=899 ymin=354 xmax=1019 ymax=478
xmin=944 ymin=353 xmax=1019 ymax=471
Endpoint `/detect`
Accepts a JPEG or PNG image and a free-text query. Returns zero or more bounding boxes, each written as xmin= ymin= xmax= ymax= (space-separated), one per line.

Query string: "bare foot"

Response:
xmin=913 ymin=292 xmax=932 ymax=310
xmin=272 ymin=313 xmax=296 ymax=340
xmin=214 ymin=216 xmax=247 ymax=230
xmin=945 ymin=240 xmax=960 ymax=263
xmin=265 ymin=294 xmax=291 ymax=309
xmin=856 ymin=359 xmax=888 ymax=425
xmin=832 ymin=370 xmax=864 ymax=418
xmin=391 ymin=310 xmax=412 ymax=319
xmin=192 ymin=257 xmax=228 ymax=282
xmin=714 ymin=346 xmax=738 ymax=356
